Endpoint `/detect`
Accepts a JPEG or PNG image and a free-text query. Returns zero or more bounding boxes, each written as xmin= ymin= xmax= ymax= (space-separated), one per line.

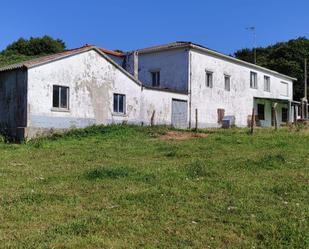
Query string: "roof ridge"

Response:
xmin=0 ymin=45 xmax=97 ymax=72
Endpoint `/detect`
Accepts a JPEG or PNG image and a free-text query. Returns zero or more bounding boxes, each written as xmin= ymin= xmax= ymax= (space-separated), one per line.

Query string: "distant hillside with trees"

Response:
xmin=234 ymin=37 xmax=309 ymax=101
xmin=0 ymin=36 xmax=66 ymax=67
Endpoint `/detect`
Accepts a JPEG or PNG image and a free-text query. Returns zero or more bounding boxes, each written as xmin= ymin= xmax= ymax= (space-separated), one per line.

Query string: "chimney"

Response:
xmin=133 ymin=51 xmax=139 ymax=79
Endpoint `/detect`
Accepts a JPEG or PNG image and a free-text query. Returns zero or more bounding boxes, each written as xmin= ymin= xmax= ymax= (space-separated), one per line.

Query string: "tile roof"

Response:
xmin=98 ymin=48 xmax=124 ymax=57
xmin=0 ymin=41 xmax=296 ymax=81
xmin=136 ymin=41 xmax=192 ymax=53
xmin=0 ymin=45 xmax=96 ymax=72
xmin=0 ymin=44 xmax=188 ymax=95
xmin=136 ymin=41 xmax=297 ymax=81
xmin=0 ymin=45 xmax=124 ymax=72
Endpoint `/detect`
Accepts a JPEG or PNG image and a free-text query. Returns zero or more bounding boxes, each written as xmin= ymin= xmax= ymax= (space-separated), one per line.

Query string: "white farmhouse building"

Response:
xmin=0 ymin=42 xmax=297 ymax=140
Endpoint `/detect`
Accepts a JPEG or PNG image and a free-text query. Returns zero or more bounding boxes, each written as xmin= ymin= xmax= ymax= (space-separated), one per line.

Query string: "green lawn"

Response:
xmin=0 ymin=125 xmax=308 ymax=249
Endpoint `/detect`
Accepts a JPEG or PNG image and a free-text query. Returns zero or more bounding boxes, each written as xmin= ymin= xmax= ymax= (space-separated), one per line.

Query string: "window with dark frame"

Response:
xmin=52 ymin=85 xmax=69 ymax=109
xmin=206 ymin=71 xmax=213 ymax=88
xmin=264 ymin=76 xmax=270 ymax=92
xmin=224 ymin=75 xmax=231 ymax=91
xmin=250 ymin=72 xmax=258 ymax=89
xmin=113 ymin=94 xmax=126 ymax=114
xmin=151 ymin=71 xmax=160 ymax=87
xmin=257 ymin=104 xmax=265 ymax=120
xmin=282 ymin=108 xmax=288 ymax=122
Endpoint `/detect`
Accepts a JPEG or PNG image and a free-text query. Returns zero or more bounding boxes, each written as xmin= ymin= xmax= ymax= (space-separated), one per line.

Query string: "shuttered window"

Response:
xmin=217 ymin=109 xmax=225 ymax=123
xmin=264 ymin=76 xmax=270 ymax=92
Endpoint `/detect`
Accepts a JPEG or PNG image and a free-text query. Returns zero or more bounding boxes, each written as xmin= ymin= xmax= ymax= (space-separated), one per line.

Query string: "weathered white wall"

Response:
xmin=140 ymin=88 xmax=188 ymax=125
xmin=190 ymin=49 xmax=293 ymax=128
xmin=27 ymin=49 xmax=187 ymax=133
xmin=27 ymin=50 xmax=142 ymax=129
xmin=138 ymin=48 xmax=189 ymax=92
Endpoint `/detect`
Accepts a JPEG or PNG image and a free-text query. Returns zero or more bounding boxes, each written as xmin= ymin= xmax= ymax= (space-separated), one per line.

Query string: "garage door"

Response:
xmin=172 ymin=99 xmax=188 ymax=129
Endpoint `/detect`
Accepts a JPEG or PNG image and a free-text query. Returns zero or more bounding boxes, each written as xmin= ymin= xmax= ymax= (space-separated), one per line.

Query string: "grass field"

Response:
xmin=0 ymin=125 xmax=308 ymax=249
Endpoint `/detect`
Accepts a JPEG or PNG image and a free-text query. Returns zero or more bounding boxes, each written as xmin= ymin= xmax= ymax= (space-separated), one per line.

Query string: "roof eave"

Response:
xmin=189 ymin=44 xmax=297 ymax=82
xmin=136 ymin=44 xmax=191 ymax=55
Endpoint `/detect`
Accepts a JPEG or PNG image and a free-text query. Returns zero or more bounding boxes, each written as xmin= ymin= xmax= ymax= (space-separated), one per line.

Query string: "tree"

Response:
xmin=0 ymin=36 xmax=66 ymax=68
xmin=234 ymin=37 xmax=309 ymax=101
xmin=2 ymin=36 xmax=66 ymax=56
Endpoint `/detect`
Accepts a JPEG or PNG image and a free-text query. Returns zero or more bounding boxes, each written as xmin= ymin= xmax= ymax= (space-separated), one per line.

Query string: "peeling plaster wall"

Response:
xmin=138 ymin=49 xmax=189 ymax=91
xmin=27 ymin=50 xmax=142 ymax=130
xmin=0 ymin=70 xmax=27 ymax=131
xmin=190 ymin=50 xmax=293 ymax=128
xmin=26 ymin=50 xmax=187 ymax=136
xmin=141 ymin=88 xmax=188 ymax=126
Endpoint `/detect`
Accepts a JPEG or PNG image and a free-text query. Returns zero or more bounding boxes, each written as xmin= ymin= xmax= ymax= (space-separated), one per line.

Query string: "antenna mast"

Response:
xmin=246 ymin=26 xmax=256 ymax=64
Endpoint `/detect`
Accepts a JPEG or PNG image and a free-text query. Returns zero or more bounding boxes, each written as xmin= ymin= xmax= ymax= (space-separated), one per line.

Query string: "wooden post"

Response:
xmin=273 ymin=104 xmax=278 ymax=130
xmin=293 ymin=105 xmax=297 ymax=124
xmin=150 ymin=110 xmax=155 ymax=126
xmin=195 ymin=109 xmax=198 ymax=132
xmin=250 ymin=108 xmax=255 ymax=135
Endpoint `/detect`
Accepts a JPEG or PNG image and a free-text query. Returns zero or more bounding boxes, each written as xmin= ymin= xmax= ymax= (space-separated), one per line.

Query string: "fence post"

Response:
xmin=150 ymin=110 xmax=155 ymax=126
xmin=250 ymin=108 xmax=255 ymax=135
xmin=195 ymin=109 xmax=198 ymax=132
xmin=273 ymin=103 xmax=278 ymax=130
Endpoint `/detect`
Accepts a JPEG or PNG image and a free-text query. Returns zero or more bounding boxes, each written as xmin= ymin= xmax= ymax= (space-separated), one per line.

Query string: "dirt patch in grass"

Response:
xmin=159 ymin=131 xmax=209 ymax=141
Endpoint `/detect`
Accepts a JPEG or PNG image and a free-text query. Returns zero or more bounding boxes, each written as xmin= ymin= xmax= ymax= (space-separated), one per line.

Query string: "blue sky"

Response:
xmin=1 ymin=0 xmax=308 ymax=54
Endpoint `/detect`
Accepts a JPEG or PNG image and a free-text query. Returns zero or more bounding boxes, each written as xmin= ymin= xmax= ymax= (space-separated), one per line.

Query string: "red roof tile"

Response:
xmin=98 ymin=48 xmax=124 ymax=57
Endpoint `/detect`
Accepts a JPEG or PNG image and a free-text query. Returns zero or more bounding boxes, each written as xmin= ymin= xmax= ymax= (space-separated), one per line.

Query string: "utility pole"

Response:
xmin=304 ymin=58 xmax=308 ymax=118
xmin=305 ymin=59 xmax=307 ymax=101
xmin=246 ymin=26 xmax=257 ymax=64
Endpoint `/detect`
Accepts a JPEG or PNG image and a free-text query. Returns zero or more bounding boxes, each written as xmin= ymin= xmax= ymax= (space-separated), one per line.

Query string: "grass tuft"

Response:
xmin=85 ymin=166 xmax=131 ymax=180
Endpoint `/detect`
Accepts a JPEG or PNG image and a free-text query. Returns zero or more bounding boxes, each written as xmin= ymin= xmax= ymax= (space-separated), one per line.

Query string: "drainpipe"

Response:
xmin=133 ymin=51 xmax=139 ymax=80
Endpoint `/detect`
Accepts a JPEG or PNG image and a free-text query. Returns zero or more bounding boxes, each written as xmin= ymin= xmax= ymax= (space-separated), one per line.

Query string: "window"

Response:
xmin=224 ymin=75 xmax=231 ymax=91
xmin=53 ymin=85 xmax=69 ymax=109
xmin=206 ymin=71 xmax=213 ymax=88
xmin=113 ymin=94 xmax=125 ymax=114
xmin=280 ymin=82 xmax=289 ymax=96
xmin=282 ymin=108 xmax=288 ymax=122
xmin=151 ymin=71 xmax=160 ymax=87
xmin=250 ymin=72 xmax=258 ymax=89
xmin=264 ymin=76 xmax=270 ymax=92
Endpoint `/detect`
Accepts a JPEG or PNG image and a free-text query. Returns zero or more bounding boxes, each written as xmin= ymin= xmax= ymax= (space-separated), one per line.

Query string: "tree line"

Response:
xmin=234 ymin=37 xmax=309 ymax=101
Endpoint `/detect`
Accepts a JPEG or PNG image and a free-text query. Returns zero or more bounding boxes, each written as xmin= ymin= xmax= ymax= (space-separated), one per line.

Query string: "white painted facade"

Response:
xmin=0 ymin=42 xmax=296 ymax=139
xmin=189 ymin=49 xmax=293 ymax=127
xmin=138 ymin=49 xmax=189 ymax=92
xmin=131 ymin=45 xmax=294 ymax=128
xmin=0 ymin=47 xmax=188 ymax=139
xmin=27 ymin=50 xmax=187 ymax=132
